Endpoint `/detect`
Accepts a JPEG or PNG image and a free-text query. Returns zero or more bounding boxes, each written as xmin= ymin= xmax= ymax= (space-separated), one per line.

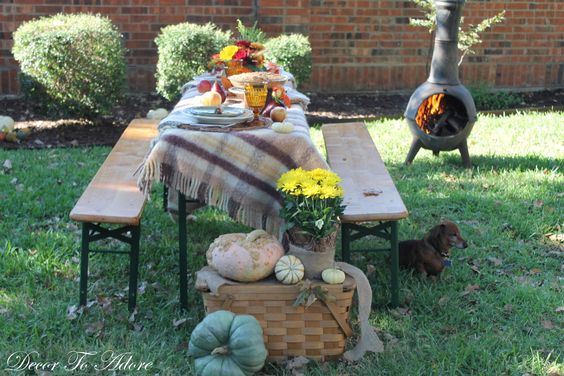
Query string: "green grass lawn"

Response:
xmin=1 ymin=111 xmax=562 ymax=375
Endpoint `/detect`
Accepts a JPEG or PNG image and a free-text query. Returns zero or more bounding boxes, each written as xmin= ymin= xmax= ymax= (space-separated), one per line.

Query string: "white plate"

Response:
xmin=188 ymin=106 xmax=245 ymax=118
xmin=182 ymin=108 xmax=254 ymax=125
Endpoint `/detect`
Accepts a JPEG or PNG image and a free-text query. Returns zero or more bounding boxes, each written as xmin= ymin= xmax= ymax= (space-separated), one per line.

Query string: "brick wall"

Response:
xmin=1 ymin=0 xmax=563 ymax=95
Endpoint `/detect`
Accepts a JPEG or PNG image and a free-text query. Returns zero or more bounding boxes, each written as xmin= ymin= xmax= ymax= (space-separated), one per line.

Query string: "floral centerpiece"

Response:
xmin=210 ymin=40 xmax=267 ymax=76
xmin=277 ymin=168 xmax=346 ymax=278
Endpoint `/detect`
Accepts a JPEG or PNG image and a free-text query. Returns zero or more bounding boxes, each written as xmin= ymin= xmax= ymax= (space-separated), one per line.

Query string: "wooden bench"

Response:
xmin=322 ymin=122 xmax=408 ymax=307
xmin=70 ymin=119 xmax=161 ymax=312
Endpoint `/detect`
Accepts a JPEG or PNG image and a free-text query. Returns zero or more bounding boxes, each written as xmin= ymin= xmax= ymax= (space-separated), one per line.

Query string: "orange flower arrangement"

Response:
xmin=210 ymin=40 xmax=267 ymax=74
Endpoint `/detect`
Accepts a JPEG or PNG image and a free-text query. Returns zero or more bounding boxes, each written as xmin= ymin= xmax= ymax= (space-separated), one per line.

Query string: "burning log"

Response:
xmin=415 ymin=94 xmax=468 ymax=136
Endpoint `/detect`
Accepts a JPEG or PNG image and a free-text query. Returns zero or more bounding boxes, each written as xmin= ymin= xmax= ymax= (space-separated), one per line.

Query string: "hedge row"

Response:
xmin=12 ymin=14 xmax=313 ymax=116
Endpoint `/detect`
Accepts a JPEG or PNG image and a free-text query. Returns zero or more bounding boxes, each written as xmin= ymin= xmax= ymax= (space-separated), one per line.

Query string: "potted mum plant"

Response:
xmin=277 ymin=168 xmax=346 ymax=279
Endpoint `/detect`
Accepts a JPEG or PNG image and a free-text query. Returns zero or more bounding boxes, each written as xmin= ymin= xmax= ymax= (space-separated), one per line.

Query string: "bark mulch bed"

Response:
xmin=1 ymin=89 xmax=562 ymax=150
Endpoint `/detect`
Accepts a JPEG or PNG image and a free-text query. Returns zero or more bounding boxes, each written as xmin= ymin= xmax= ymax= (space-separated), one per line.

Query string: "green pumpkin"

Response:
xmin=189 ymin=310 xmax=267 ymax=376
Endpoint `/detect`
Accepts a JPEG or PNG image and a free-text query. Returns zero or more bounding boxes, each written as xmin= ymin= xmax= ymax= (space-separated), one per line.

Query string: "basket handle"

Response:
xmin=324 ymin=300 xmax=353 ymax=337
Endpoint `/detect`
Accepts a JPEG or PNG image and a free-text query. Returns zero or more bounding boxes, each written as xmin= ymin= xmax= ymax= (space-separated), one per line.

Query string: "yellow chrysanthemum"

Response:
xmin=319 ymin=185 xmax=344 ymax=199
xmin=309 ymin=168 xmax=340 ymax=185
xmin=277 ymin=168 xmax=306 ymax=192
xmin=219 ymin=45 xmax=239 ymax=61
xmin=300 ymin=179 xmax=322 ymax=197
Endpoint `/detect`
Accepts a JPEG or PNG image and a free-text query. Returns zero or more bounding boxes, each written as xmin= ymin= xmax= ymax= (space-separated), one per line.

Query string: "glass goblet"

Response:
xmin=244 ymin=82 xmax=268 ymax=126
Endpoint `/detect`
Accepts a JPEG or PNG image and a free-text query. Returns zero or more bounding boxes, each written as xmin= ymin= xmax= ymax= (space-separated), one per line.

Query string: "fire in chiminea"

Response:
xmin=415 ymin=93 xmax=469 ymax=137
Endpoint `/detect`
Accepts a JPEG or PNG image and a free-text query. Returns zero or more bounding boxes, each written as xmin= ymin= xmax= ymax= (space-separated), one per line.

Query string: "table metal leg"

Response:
xmin=390 ymin=221 xmax=399 ymax=308
xmin=178 ymin=191 xmax=188 ymax=311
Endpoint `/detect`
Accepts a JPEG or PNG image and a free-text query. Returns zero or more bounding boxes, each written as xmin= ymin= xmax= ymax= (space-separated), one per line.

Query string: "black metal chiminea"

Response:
xmin=404 ymin=0 xmax=477 ymax=168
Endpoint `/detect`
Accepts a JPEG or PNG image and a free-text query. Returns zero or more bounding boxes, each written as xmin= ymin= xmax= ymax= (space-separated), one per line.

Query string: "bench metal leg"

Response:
xmin=128 ymin=225 xmax=141 ymax=312
xmin=339 ymin=220 xmax=400 ymax=308
xmin=341 ymin=223 xmax=351 ymax=262
xmin=178 ymin=191 xmax=188 ymax=311
xmin=79 ymin=223 xmax=90 ymax=307
xmin=78 ymin=222 xmax=141 ymax=311
xmin=390 ymin=221 xmax=399 ymax=308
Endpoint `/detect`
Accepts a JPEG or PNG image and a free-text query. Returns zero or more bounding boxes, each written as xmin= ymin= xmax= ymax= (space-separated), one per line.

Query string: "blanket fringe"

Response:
xmin=138 ymin=161 xmax=282 ymax=236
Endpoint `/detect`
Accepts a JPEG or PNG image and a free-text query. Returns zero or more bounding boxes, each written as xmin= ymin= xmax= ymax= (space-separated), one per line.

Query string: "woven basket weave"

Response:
xmin=201 ymin=276 xmax=356 ymax=362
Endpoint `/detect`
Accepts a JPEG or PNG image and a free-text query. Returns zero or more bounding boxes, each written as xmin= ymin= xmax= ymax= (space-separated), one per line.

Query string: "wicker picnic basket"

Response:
xmin=200 ymin=276 xmax=356 ymax=362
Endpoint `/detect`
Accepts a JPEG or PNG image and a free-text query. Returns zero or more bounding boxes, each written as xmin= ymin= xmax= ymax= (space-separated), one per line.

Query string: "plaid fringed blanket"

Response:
xmin=137 ymin=78 xmax=328 ymax=236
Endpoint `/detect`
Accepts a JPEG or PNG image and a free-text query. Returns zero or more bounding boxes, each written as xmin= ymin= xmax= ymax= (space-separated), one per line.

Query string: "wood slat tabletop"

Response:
xmin=70 ymin=119 xmax=158 ymax=225
xmin=322 ymin=122 xmax=408 ymax=222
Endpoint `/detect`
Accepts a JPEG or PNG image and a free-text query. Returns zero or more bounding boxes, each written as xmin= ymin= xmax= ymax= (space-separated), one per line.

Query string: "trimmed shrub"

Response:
xmin=469 ymin=83 xmax=522 ymax=111
xmin=155 ymin=23 xmax=232 ymax=101
xmin=264 ymin=34 xmax=312 ymax=87
xmin=12 ymin=13 xmax=126 ymax=117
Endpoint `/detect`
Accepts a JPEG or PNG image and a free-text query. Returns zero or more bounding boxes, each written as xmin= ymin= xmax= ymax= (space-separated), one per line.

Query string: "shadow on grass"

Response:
xmin=385 ymin=152 xmax=560 ymax=173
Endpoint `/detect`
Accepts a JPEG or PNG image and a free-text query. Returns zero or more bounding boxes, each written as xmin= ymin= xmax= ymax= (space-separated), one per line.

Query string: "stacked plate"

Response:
xmin=183 ymin=106 xmax=253 ymax=127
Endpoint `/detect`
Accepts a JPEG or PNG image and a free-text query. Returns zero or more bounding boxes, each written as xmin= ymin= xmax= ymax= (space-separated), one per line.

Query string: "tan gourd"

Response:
xmin=321 ymin=267 xmax=345 ymax=284
xmin=272 ymin=121 xmax=294 ymax=134
xmin=207 ymin=229 xmax=284 ymax=282
xmin=275 ymin=255 xmax=304 ymax=285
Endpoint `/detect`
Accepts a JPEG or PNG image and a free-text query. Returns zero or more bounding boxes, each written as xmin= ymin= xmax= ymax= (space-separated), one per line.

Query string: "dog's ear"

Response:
xmin=429 ymin=223 xmax=446 ymax=238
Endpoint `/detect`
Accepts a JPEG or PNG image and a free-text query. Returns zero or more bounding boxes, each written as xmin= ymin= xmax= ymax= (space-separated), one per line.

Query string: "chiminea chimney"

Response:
xmin=404 ymin=0 xmax=477 ymax=168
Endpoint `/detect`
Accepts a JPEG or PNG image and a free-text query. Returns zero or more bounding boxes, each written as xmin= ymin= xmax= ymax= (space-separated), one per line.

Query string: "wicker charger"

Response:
xmin=200 ymin=276 xmax=356 ymax=362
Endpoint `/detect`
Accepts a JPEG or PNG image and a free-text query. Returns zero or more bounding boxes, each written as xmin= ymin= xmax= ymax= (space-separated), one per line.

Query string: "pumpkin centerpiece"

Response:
xmin=206 ymin=229 xmax=284 ymax=282
xmin=189 ymin=310 xmax=267 ymax=376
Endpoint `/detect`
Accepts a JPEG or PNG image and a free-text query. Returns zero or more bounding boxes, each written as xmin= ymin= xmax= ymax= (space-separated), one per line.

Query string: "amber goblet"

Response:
xmin=244 ymin=82 xmax=268 ymax=126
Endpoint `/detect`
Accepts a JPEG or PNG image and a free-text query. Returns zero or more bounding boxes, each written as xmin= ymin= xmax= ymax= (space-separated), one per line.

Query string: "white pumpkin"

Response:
xmin=272 ymin=121 xmax=294 ymax=134
xmin=207 ymin=229 xmax=285 ymax=282
xmin=0 ymin=115 xmax=15 ymax=132
xmin=275 ymin=255 xmax=304 ymax=285
xmin=321 ymin=268 xmax=345 ymax=284
xmin=146 ymin=108 xmax=169 ymax=120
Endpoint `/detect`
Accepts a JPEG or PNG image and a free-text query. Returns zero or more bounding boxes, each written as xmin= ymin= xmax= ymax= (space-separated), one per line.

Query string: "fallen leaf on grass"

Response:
xmin=470 ymin=265 xmax=481 ymax=274
xmin=96 ymin=295 xmax=113 ymax=315
xmin=390 ymin=307 xmax=411 ymax=318
xmin=85 ymin=321 xmax=104 ymax=337
xmin=541 ymin=320 xmax=556 ymax=329
xmin=440 ymin=325 xmax=457 ymax=334
xmin=175 ymin=341 xmax=188 ymax=352
xmin=66 ymin=304 xmax=84 ymax=320
xmin=529 ymin=268 xmax=542 ymax=275
xmin=461 ymin=220 xmax=480 ymax=227
xmin=132 ymin=323 xmax=144 ymax=332
xmin=138 ymin=281 xmax=148 ymax=294
xmin=2 ymin=159 xmax=12 ymax=171
xmin=487 ymin=257 xmax=503 ymax=266
xmin=460 ymin=284 xmax=480 ymax=297
xmin=438 ymin=295 xmax=450 ymax=306
xmin=362 ymin=188 xmax=382 ymax=197
xmin=173 ymin=318 xmax=187 ymax=328
xmin=128 ymin=307 xmax=138 ymax=323
xmin=284 ymin=356 xmax=310 ymax=376
xmin=533 ymin=200 xmax=544 ymax=208
xmin=366 ymin=264 xmax=376 ymax=276
xmin=545 ymin=233 xmax=564 ymax=243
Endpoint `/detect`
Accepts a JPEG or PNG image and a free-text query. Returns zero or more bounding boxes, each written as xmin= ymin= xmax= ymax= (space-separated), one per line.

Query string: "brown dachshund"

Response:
xmin=399 ymin=220 xmax=468 ymax=277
